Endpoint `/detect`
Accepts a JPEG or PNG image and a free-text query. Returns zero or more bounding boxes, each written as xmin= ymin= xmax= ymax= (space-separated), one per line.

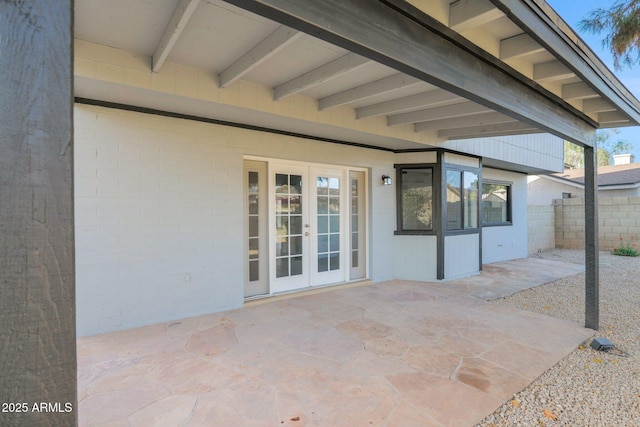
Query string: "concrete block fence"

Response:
xmin=528 ymin=205 xmax=555 ymax=254
xmin=553 ymin=197 xmax=640 ymax=251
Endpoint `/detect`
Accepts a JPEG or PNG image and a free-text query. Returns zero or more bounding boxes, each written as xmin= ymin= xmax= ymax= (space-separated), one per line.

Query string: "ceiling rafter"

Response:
xmin=219 ymin=25 xmax=301 ymax=88
xmin=387 ymin=102 xmax=491 ymax=127
xmin=533 ymin=59 xmax=575 ymax=83
xmin=500 ymin=33 xmax=545 ymax=60
xmin=318 ymin=73 xmax=421 ymax=110
xmin=356 ymin=89 xmax=462 ymax=119
xmin=598 ymin=111 xmax=630 ymax=125
xmin=223 ymin=0 xmax=599 ymax=145
xmin=274 ymin=53 xmax=370 ymax=100
xmin=152 ymin=0 xmax=201 ymax=73
xmin=449 ymin=0 xmax=504 ymax=32
xmin=582 ymin=98 xmax=616 ymax=115
xmin=439 ymin=122 xmax=539 ymax=139
xmin=414 ymin=111 xmax=516 ymax=133
xmin=562 ymin=82 xmax=599 ymax=100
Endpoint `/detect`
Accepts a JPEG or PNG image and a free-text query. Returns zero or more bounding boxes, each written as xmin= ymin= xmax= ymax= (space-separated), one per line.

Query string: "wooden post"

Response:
xmin=0 ymin=1 xmax=77 ymax=426
xmin=584 ymin=144 xmax=600 ymax=330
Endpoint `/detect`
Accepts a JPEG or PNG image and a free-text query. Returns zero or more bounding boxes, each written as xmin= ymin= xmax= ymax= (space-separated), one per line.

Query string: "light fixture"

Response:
xmin=381 ymin=174 xmax=392 ymax=186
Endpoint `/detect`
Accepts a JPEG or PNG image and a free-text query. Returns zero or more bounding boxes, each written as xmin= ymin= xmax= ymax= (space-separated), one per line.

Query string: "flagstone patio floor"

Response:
xmin=77 ymin=257 xmax=592 ymax=427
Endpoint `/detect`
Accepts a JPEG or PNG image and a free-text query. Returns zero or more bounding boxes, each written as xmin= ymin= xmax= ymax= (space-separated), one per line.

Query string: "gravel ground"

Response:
xmin=476 ymin=249 xmax=640 ymax=427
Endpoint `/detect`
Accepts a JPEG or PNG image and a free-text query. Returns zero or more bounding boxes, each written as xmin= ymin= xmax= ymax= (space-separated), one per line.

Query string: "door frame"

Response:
xmin=244 ymin=156 xmax=368 ymax=297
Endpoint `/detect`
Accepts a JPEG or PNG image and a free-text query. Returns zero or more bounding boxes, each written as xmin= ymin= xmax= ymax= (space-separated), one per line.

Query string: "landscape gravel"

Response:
xmin=476 ymin=249 xmax=640 ymax=427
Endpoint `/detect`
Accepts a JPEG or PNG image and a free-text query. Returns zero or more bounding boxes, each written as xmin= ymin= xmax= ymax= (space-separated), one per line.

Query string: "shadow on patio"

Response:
xmin=77 ymin=258 xmax=592 ymax=427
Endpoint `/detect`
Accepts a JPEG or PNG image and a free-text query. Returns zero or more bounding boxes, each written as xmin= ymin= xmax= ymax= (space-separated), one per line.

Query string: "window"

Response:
xmin=445 ymin=168 xmax=479 ymax=231
xmin=482 ymin=181 xmax=512 ymax=225
xmin=397 ymin=167 xmax=433 ymax=232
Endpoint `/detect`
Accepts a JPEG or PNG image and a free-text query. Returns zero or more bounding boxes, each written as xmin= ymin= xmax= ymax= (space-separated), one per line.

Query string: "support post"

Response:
xmin=584 ymin=143 xmax=599 ymax=330
xmin=0 ymin=1 xmax=77 ymax=426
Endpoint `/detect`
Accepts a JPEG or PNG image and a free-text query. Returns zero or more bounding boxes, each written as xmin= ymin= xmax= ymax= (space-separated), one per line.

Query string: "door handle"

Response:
xmin=304 ymin=232 xmax=309 ymax=236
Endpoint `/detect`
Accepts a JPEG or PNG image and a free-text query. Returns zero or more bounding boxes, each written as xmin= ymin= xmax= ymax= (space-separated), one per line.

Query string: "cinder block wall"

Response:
xmin=528 ymin=205 xmax=555 ymax=254
xmin=554 ymin=197 xmax=640 ymax=250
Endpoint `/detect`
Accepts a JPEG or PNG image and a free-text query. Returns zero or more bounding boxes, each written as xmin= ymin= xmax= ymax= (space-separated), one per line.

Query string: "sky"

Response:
xmin=545 ymin=0 xmax=640 ymax=160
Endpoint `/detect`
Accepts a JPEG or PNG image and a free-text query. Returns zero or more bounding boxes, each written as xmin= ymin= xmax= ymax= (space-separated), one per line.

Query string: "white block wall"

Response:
xmin=75 ymin=104 xmax=541 ymax=335
xmin=74 ymin=104 xmax=397 ymax=336
xmin=482 ymin=169 xmax=528 ymax=264
xmin=528 ymin=205 xmax=555 ymax=254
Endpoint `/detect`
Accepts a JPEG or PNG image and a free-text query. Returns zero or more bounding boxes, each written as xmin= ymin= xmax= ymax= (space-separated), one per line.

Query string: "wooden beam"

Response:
xmin=1 ymin=1 xmax=77 ymax=426
xmin=449 ymin=0 xmax=504 ymax=32
xmin=274 ymin=53 xmax=370 ymax=100
xmin=388 ymin=102 xmax=490 ymax=126
xmin=439 ymin=121 xmax=539 ymax=139
xmin=584 ymin=143 xmax=599 ymax=330
xmin=563 ymin=82 xmax=599 ymax=100
xmin=583 ymin=98 xmax=616 ymax=114
xmin=357 ymin=89 xmax=462 ymax=119
xmin=533 ymin=59 xmax=575 ymax=82
xmin=318 ymin=73 xmax=421 ymax=110
xmin=223 ymin=0 xmax=596 ymax=145
xmin=152 ymin=0 xmax=200 ymax=72
xmin=414 ymin=111 xmax=515 ymax=132
xmin=500 ymin=33 xmax=545 ymax=60
xmin=220 ymin=26 xmax=300 ymax=87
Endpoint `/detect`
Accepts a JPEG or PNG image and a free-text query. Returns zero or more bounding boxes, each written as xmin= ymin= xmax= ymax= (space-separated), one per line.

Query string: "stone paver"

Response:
xmin=77 ymin=258 xmax=592 ymax=427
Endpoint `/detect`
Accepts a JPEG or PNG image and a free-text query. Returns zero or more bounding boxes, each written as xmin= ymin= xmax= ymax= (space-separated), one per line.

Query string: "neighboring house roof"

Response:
xmin=549 ymin=163 xmax=640 ymax=189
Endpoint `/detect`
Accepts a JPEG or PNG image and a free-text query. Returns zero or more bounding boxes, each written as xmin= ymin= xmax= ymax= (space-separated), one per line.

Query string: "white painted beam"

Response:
xmin=598 ymin=111 xmax=629 ymax=124
xmin=533 ymin=60 xmax=575 ymax=82
xmin=152 ymin=0 xmax=200 ymax=73
xmin=318 ymin=73 xmax=421 ymax=110
xmin=562 ymin=82 xmax=599 ymax=100
xmin=274 ymin=53 xmax=370 ymax=100
xmin=500 ymin=33 xmax=545 ymax=60
xmin=583 ymin=98 xmax=616 ymax=114
xmin=414 ymin=111 xmax=515 ymax=133
xmin=439 ymin=122 xmax=539 ymax=139
xmin=356 ymin=89 xmax=462 ymax=119
xmin=449 ymin=0 xmax=504 ymax=32
xmin=220 ymin=26 xmax=300 ymax=88
xmin=387 ymin=102 xmax=490 ymax=126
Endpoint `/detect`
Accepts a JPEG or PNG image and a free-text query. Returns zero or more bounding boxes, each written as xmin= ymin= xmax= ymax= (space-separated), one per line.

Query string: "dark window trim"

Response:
xmin=481 ymin=179 xmax=513 ymax=227
xmin=443 ymin=163 xmax=480 ymax=234
xmin=394 ymin=163 xmax=437 ymax=235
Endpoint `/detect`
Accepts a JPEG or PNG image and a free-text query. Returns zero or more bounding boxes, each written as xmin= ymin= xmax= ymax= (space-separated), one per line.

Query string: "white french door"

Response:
xmin=269 ymin=164 xmax=348 ymax=293
xmin=244 ymin=159 xmax=366 ymax=297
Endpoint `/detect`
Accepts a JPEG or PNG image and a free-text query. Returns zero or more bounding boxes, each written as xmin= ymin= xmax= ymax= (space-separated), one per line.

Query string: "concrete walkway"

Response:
xmin=77 ymin=258 xmax=591 ymax=426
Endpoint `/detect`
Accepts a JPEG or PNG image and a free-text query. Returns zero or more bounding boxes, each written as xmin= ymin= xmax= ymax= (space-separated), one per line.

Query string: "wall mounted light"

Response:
xmin=381 ymin=174 xmax=392 ymax=186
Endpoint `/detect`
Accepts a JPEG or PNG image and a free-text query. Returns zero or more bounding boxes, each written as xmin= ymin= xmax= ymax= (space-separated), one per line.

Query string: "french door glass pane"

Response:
xmin=351 ymin=178 xmax=359 ymax=269
xmin=275 ymin=173 xmax=303 ymax=278
xmin=248 ymin=171 xmax=261 ymax=282
xmin=317 ymin=176 xmax=340 ymax=273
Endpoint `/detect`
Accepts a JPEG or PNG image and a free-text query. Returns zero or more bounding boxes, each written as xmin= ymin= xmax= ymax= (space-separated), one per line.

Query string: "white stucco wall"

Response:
xmin=527 ymin=175 xmax=583 ymax=205
xmin=74 ymin=104 xmax=397 ymax=336
xmin=482 ymin=169 xmax=529 ymax=264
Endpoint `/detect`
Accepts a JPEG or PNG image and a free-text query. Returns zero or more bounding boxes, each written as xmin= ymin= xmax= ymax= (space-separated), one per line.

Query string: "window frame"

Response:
xmin=443 ymin=164 xmax=480 ymax=234
xmin=394 ymin=164 xmax=437 ymax=235
xmin=481 ymin=179 xmax=513 ymax=227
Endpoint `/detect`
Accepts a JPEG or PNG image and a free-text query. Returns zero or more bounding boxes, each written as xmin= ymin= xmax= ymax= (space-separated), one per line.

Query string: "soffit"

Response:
xmin=74 ymin=0 xmax=640 ymax=150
